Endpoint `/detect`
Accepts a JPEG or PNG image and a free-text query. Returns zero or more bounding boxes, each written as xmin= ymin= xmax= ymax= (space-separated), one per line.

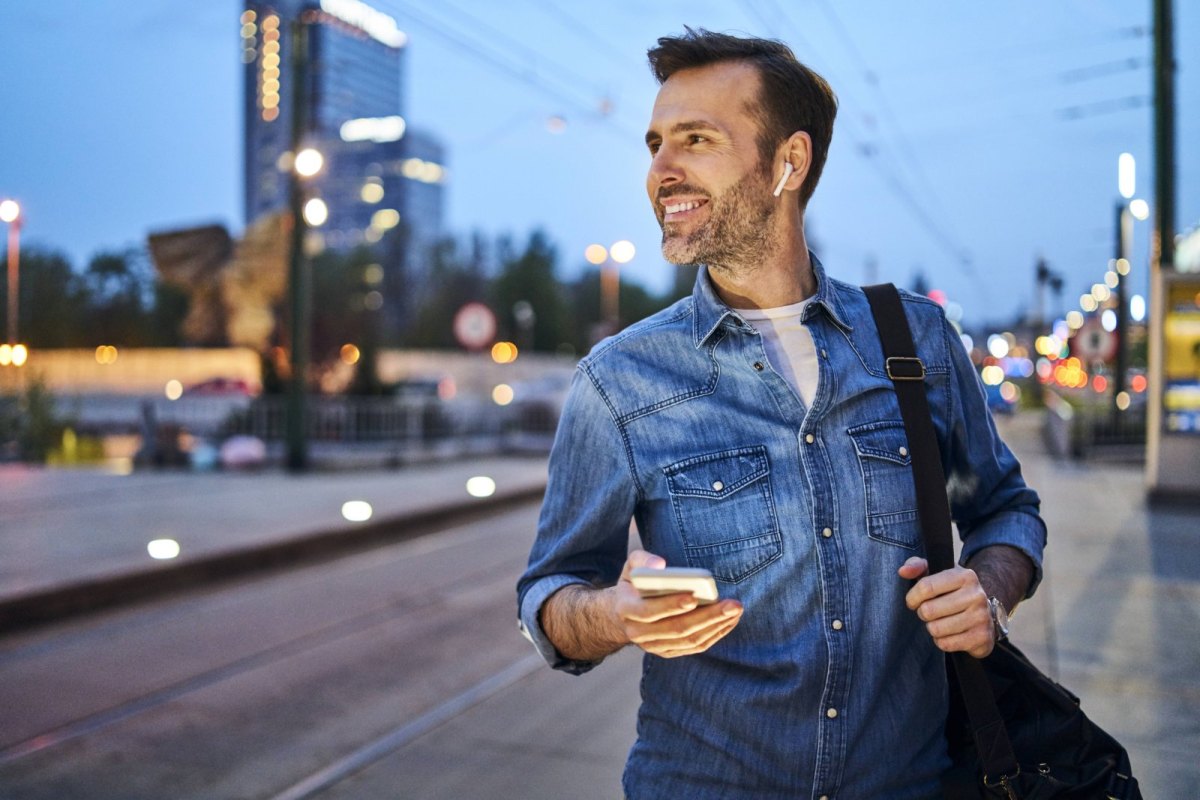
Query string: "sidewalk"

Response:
xmin=993 ymin=413 xmax=1199 ymax=796
xmin=0 ymin=455 xmax=548 ymax=632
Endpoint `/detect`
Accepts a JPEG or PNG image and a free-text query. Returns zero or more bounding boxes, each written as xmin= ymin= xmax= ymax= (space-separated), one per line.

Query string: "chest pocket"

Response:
xmin=664 ymin=445 xmax=782 ymax=583
xmin=848 ymin=420 xmax=922 ymax=549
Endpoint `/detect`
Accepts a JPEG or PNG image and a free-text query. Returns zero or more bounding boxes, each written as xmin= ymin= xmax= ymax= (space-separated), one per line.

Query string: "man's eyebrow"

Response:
xmin=644 ymin=120 xmax=721 ymax=146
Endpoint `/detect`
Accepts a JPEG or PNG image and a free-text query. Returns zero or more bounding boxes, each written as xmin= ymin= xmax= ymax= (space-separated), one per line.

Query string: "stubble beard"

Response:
xmin=658 ymin=161 xmax=778 ymax=279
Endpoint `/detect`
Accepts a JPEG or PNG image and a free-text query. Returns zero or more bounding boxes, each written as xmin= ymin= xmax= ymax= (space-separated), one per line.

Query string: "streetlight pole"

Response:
xmin=1113 ymin=200 xmax=1130 ymax=416
xmin=1113 ymin=153 xmax=1138 ymax=418
xmin=1 ymin=199 xmax=20 ymax=346
xmin=286 ymin=18 xmax=312 ymax=472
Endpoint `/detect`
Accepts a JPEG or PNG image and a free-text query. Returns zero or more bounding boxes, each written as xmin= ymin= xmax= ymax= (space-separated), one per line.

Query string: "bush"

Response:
xmin=0 ymin=378 xmax=69 ymax=463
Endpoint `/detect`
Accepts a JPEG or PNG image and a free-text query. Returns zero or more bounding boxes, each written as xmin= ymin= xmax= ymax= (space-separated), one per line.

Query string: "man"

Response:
xmin=517 ymin=29 xmax=1044 ymax=799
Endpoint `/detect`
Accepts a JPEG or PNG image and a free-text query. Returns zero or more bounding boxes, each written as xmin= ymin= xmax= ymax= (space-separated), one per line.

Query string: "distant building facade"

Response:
xmin=240 ymin=0 xmax=447 ymax=340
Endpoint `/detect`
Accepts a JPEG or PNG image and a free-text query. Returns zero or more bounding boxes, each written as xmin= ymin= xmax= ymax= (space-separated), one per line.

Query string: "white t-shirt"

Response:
xmin=735 ymin=299 xmax=819 ymax=408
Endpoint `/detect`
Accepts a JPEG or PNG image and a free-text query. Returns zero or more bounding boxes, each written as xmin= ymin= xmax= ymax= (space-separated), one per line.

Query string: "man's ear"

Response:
xmin=780 ymin=131 xmax=812 ymax=193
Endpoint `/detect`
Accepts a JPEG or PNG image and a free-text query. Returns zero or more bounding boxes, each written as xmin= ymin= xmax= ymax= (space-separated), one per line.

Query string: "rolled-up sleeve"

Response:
xmin=940 ymin=315 xmax=1047 ymax=597
xmin=516 ymin=365 xmax=638 ymax=674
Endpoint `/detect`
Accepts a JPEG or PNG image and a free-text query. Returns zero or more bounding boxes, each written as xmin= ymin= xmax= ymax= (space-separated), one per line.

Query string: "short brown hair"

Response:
xmin=647 ymin=28 xmax=838 ymax=208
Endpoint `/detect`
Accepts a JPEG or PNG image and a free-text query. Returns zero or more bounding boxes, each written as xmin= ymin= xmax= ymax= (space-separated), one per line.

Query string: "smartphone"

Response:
xmin=629 ymin=567 xmax=718 ymax=604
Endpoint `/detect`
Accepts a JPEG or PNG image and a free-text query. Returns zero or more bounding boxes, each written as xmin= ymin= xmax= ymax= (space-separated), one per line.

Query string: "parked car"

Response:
xmin=183 ymin=377 xmax=257 ymax=396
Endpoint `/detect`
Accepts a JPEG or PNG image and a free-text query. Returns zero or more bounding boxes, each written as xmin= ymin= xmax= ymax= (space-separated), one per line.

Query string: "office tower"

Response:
xmin=241 ymin=0 xmax=446 ymax=340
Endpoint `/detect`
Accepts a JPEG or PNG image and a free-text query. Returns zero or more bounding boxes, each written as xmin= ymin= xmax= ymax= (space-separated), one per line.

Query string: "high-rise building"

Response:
xmin=240 ymin=0 xmax=447 ymax=340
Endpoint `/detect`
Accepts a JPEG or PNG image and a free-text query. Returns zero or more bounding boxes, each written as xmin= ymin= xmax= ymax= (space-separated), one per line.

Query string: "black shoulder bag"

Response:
xmin=863 ymin=283 xmax=1142 ymax=800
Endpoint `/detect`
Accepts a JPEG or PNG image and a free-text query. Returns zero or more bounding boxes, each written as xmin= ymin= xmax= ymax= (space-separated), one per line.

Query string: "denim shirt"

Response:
xmin=517 ymin=258 xmax=1046 ymax=799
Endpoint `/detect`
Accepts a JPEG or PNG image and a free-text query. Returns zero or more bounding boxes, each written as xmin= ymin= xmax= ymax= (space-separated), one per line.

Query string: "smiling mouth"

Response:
xmin=662 ymin=199 xmax=708 ymax=223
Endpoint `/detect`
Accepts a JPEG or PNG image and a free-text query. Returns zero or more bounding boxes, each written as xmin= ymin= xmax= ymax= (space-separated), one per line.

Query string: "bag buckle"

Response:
xmin=983 ymin=767 xmax=1021 ymax=800
xmin=885 ymin=356 xmax=926 ymax=381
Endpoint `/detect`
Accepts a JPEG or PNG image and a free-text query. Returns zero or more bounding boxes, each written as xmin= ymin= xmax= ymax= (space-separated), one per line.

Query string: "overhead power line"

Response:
xmin=535 ymin=0 xmax=630 ymax=69
xmin=740 ymin=0 xmax=980 ymax=289
xmin=816 ymin=0 xmax=956 ymax=226
xmin=1060 ymin=57 xmax=1148 ymax=83
xmin=1057 ymin=95 xmax=1150 ymax=120
xmin=379 ymin=0 xmax=636 ymax=139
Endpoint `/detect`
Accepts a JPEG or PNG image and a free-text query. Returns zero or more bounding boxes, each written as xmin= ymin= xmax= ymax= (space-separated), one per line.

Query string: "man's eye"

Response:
xmin=648 ymin=143 xmax=660 ymax=155
xmin=688 ymin=134 xmax=708 ymax=145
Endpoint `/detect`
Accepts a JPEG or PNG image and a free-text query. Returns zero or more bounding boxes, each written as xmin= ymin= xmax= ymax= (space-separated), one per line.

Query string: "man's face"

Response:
xmin=645 ymin=61 xmax=777 ymax=270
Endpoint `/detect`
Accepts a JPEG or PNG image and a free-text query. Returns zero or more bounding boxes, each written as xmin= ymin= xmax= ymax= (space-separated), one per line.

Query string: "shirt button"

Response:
xmin=899 ymin=446 xmax=909 ymax=457
xmin=819 ymin=796 xmax=830 ymax=800
xmin=821 ymin=349 xmax=828 ymax=359
xmin=826 ymin=707 xmax=838 ymax=719
xmin=753 ymin=361 xmax=764 ymax=371
xmin=821 ymin=527 xmax=833 ymax=538
xmin=712 ymin=480 xmax=724 ymax=491
xmin=832 ymin=619 xmax=844 ymax=631
xmin=805 ymin=434 xmax=815 ymax=444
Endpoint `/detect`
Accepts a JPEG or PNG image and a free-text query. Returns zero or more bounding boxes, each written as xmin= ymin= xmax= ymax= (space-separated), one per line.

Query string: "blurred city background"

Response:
xmin=0 ymin=1 xmax=1198 ymax=798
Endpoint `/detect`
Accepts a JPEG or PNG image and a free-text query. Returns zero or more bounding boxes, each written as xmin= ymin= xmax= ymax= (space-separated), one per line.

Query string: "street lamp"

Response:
xmin=1 ymin=199 xmax=21 ymax=351
xmin=1112 ymin=153 xmax=1146 ymax=415
xmin=586 ymin=240 xmax=636 ymax=329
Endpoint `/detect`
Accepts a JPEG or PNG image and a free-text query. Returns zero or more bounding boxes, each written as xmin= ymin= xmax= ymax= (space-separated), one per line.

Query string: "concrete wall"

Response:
xmin=1 ymin=348 xmax=577 ymax=401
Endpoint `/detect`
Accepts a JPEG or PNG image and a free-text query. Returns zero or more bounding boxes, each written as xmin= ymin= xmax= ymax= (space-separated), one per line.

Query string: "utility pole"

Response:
xmin=1147 ymin=0 xmax=1182 ymax=499
xmin=1035 ymin=257 xmax=1050 ymax=329
xmin=286 ymin=18 xmax=312 ymax=472
xmin=1153 ymin=0 xmax=1175 ymax=274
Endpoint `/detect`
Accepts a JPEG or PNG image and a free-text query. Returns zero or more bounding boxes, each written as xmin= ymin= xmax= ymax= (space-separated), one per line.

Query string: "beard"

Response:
xmin=657 ymin=160 xmax=777 ymax=274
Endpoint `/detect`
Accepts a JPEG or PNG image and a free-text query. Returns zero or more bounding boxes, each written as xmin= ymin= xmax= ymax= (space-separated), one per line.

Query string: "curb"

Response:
xmin=0 ymin=483 xmax=546 ymax=636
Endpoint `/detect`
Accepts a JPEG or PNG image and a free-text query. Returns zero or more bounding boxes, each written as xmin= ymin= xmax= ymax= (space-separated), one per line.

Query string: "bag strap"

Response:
xmin=862 ymin=283 xmax=1021 ymax=791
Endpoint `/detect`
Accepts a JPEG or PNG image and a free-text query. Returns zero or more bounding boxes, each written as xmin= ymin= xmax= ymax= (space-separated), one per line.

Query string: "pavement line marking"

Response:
xmin=269 ymin=653 xmax=546 ymax=800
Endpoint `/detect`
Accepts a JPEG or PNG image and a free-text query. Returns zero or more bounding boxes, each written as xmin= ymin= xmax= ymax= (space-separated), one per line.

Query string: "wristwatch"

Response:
xmin=988 ymin=596 xmax=1010 ymax=641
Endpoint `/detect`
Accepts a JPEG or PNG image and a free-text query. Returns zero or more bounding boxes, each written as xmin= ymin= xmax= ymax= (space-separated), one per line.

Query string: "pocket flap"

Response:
xmin=664 ymin=446 xmax=770 ymax=498
xmin=848 ymin=420 xmax=912 ymax=466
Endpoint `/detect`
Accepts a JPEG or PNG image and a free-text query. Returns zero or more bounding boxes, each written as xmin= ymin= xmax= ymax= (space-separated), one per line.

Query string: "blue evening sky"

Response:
xmin=1 ymin=1 xmax=1196 ymax=326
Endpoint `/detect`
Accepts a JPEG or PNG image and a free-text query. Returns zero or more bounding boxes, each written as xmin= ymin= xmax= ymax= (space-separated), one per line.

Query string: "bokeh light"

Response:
xmin=585 ymin=244 xmax=608 ymax=265
xmin=147 ymin=539 xmax=180 ymax=560
xmin=492 ymin=383 xmax=514 ymax=405
xmin=466 ymin=476 xmax=496 ymax=498
xmin=341 ymin=501 xmax=373 ymax=522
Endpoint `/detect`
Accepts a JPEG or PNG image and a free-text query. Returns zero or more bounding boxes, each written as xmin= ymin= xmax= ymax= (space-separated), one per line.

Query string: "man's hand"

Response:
xmin=614 ymin=550 xmax=744 ymax=659
xmin=898 ymin=557 xmax=994 ymax=658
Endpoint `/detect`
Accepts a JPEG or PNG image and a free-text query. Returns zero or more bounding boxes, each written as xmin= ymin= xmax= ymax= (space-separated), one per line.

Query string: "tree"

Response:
xmin=567 ymin=269 xmax=672 ymax=353
xmin=3 ymin=248 xmax=88 ymax=347
xmin=83 ymin=248 xmax=155 ymax=345
xmin=309 ymin=245 xmax=377 ymax=365
xmin=403 ymin=234 xmax=491 ymax=349
xmin=490 ymin=230 xmax=571 ymax=352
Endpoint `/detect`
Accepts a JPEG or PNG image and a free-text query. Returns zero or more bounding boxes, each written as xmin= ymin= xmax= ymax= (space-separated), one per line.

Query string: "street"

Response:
xmin=0 ymin=504 xmax=640 ymax=800
xmin=0 ymin=415 xmax=1197 ymax=797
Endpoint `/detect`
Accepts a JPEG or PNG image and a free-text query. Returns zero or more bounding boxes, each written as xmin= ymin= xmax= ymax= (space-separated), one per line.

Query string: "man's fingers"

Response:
xmin=651 ymin=614 xmax=742 ymax=658
xmin=620 ymin=549 xmax=666 ymax=581
xmin=897 ymin=556 xmax=929 ymax=581
xmin=628 ymin=601 xmax=742 ymax=642
xmin=922 ymin=598 xmax=989 ymax=638
xmin=930 ymin=628 xmax=994 ymax=659
xmin=641 ymin=609 xmax=743 ymax=657
xmin=913 ymin=584 xmax=984 ymax=623
xmin=905 ymin=566 xmax=972 ymax=610
xmin=621 ymin=592 xmax=699 ymax=623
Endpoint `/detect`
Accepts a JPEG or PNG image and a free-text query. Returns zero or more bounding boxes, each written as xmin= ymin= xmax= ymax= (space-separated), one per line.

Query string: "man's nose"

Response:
xmin=648 ymin=147 xmax=684 ymax=190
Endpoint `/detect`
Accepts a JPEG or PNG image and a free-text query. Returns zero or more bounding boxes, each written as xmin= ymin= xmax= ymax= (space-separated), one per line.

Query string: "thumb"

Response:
xmin=620 ymin=549 xmax=666 ymax=581
xmin=897 ymin=556 xmax=929 ymax=581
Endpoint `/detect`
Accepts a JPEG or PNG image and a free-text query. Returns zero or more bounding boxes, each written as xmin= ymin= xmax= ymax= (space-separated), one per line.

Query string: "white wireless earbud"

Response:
xmin=772 ymin=162 xmax=794 ymax=197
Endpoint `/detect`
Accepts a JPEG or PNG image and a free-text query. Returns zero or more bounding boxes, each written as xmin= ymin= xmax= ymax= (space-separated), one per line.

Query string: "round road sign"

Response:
xmin=453 ymin=302 xmax=497 ymax=350
xmin=1073 ymin=316 xmax=1117 ymax=363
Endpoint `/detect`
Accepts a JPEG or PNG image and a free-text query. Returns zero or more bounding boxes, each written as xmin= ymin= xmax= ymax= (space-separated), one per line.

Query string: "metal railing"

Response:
xmin=1043 ymin=389 xmax=1145 ymax=460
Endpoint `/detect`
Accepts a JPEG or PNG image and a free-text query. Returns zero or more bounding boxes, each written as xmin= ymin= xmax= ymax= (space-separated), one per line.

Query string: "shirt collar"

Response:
xmin=691 ymin=252 xmax=854 ymax=348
